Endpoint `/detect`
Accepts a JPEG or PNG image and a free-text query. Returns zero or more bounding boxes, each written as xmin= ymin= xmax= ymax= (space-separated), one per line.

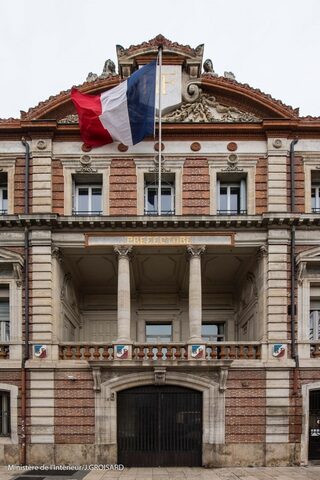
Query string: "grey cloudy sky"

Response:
xmin=0 ymin=0 xmax=319 ymax=118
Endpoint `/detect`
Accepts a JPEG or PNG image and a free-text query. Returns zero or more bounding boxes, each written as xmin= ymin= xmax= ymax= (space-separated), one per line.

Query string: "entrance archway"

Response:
xmin=117 ymin=385 xmax=202 ymax=467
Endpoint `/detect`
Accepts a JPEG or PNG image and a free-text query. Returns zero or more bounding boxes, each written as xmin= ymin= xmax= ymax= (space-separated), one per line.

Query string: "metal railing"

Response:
xmin=217 ymin=209 xmax=247 ymax=215
xmin=59 ymin=342 xmax=261 ymax=361
xmin=72 ymin=210 xmax=102 ymax=215
xmin=144 ymin=209 xmax=175 ymax=216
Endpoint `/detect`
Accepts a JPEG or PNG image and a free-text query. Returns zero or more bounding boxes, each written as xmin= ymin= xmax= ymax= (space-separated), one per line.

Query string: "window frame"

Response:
xmin=73 ymin=183 xmax=103 ymax=215
xmin=0 ymin=184 xmax=8 ymax=215
xmin=217 ymin=178 xmax=247 ymax=215
xmin=0 ymin=391 xmax=10 ymax=437
xmin=144 ymin=181 xmax=175 ymax=215
xmin=0 ymin=288 xmax=10 ymax=342
xmin=145 ymin=322 xmax=173 ymax=343
xmin=201 ymin=322 xmax=225 ymax=342
xmin=311 ymin=183 xmax=320 ymax=213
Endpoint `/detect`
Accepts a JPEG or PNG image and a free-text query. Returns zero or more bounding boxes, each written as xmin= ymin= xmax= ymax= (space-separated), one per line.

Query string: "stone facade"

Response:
xmin=0 ymin=35 xmax=320 ymax=467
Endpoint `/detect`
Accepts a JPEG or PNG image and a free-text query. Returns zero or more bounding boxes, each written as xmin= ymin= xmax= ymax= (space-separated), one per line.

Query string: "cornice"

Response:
xmin=0 ymin=213 xmax=320 ymax=230
xmin=201 ymin=75 xmax=298 ymax=119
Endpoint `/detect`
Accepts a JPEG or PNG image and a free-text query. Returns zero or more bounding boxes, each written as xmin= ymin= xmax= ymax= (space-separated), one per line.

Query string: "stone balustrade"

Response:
xmin=59 ymin=342 xmax=262 ymax=361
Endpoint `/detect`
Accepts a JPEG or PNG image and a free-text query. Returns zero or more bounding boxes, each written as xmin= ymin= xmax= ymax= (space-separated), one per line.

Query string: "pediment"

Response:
xmin=0 ymin=248 xmax=24 ymax=265
xmin=16 ymin=35 xmax=299 ymax=123
xmin=297 ymin=246 xmax=320 ymax=264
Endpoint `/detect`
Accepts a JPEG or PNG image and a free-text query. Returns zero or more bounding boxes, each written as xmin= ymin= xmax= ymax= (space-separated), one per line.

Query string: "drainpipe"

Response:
xmin=290 ymin=138 xmax=299 ymax=402
xmin=21 ymin=137 xmax=30 ymax=465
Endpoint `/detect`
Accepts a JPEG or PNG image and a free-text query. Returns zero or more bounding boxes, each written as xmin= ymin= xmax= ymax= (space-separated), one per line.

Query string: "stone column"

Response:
xmin=114 ymin=246 xmax=132 ymax=343
xmin=187 ymin=245 xmax=205 ymax=343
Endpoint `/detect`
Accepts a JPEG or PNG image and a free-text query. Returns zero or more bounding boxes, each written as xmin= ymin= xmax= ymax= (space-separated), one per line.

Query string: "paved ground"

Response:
xmin=2 ymin=466 xmax=320 ymax=480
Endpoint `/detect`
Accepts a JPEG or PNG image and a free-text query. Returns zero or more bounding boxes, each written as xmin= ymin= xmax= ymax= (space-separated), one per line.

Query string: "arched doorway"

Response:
xmin=117 ymin=385 xmax=202 ymax=467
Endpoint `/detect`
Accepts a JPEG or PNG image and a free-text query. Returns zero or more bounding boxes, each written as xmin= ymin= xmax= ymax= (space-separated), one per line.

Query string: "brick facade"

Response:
xmin=182 ymin=158 xmax=210 ymax=215
xmin=109 ymin=159 xmax=137 ymax=215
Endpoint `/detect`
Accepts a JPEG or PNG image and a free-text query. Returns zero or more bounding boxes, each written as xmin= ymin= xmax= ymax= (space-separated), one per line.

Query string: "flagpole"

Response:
xmin=157 ymin=45 xmax=163 ymax=216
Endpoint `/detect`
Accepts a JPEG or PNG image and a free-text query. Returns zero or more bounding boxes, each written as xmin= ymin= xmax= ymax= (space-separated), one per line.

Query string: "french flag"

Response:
xmin=71 ymin=60 xmax=157 ymax=148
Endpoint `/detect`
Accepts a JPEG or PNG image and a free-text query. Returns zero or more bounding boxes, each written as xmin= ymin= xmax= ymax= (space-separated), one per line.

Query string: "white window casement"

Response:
xmin=311 ymin=183 xmax=320 ymax=214
xmin=303 ymin=160 xmax=320 ymax=214
xmin=72 ymin=174 xmax=103 ymax=215
xmin=0 ymin=173 xmax=8 ymax=215
xmin=217 ymin=176 xmax=247 ymax=215
xmin=0 ymin=161 xmax=15 ymax=215
xmin=144 ymin=174 xmax=175 ymax=215
xmin=310 ymin=310 xmax=320 ymax=340
xmin=0 ymin=286 xmax=9 ymax=342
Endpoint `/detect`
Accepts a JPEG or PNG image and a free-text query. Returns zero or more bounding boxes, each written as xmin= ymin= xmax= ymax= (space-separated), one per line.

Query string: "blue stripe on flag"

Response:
xmin=126 ymin=60 xmax=157 ymax=145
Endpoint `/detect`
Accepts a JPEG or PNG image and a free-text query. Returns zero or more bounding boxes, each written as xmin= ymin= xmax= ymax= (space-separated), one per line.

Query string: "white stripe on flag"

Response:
xmin=99 ymin=81 xmax=133 ymax=146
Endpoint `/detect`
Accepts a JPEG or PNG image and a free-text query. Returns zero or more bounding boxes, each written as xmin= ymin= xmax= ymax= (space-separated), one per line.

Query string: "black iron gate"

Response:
xmin=309 ymin=390 xmax=320 ymax=460
xmin=117 ymin=385 xmax=202 ymax=467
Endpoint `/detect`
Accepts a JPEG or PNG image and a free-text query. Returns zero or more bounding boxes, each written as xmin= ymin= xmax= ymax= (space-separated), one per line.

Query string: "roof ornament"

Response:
xmin=203 ymin=59 xmax=218 ymax=76
xmin=224 ymin=71 xmax=236 ymax=80
xmin=86 ymin=59 xmax=117 ymax=82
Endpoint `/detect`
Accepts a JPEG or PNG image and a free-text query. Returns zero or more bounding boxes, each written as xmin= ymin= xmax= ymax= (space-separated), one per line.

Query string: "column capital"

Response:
xmin=187 ymin=245 xmax=206 ymax=257
xmin=114 ymin=245 xmax=133 ymax=258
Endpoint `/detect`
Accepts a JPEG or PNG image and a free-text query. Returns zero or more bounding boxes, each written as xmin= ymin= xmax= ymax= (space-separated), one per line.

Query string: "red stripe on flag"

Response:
xmin=71 ymin=88 xmax=113 ymax=148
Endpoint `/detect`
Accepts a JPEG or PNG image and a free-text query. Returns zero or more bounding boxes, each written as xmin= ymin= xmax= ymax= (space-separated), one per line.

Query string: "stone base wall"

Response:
xmin=204 ymin=443 xmax=299 ymax=467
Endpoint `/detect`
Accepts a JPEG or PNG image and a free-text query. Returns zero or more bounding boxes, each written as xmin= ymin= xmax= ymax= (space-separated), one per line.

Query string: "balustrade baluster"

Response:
xmin=84 ymin=345 xmax=91 ymax=360
xmin=156 ymin=345 xmax=163 ymax=359
xmin=210 ymin=345 xmax=217 ymax=359
xmin=93 ymin=345 xmax=100 ymax=360
xmin=229 ymin=345 xmax=236 ymax=359
xmin=136 ymin=346 xmax=145 ymax=360
xmin=65 ymin=345 xmax=73 ymax=360
xmin=247 ymin=345 xmax=254 ymax=359
xmin=175 ymin=346 xmax=181 ymax=359
xmin=147 ymin=345 xmax=154 ymax=359
xmin=75 ymin=345 xmax=82 ymax=360
xmin=166 ymin=346 xmax=173 ymax=360
xmin=220 ymin=345 xmax=226 ymax=359
xmin=102 ymin=345 xmax=110 ymax=360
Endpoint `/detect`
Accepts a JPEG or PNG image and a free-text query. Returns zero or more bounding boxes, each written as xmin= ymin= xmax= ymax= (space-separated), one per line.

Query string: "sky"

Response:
xmin=0 ymin=0 xmax=319 ymax=119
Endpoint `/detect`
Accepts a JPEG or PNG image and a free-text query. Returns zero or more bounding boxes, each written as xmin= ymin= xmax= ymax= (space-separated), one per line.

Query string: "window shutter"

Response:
xmin=0 ymin=301 xmax=9 ymax=342
xmin=240 ymin=178 xmax=247 ymax=213
xmin=216 ymin=178 xmax=220 ymax=211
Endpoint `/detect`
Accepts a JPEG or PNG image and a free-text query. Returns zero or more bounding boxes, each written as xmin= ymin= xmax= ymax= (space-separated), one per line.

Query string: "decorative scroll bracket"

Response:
xmin=92 ymin=367 xmax=101 ymax=392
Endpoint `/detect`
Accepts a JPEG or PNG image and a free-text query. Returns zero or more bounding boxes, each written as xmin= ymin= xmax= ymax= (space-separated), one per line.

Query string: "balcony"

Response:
xmin=59 ymin=342 xmax=262 ymax=362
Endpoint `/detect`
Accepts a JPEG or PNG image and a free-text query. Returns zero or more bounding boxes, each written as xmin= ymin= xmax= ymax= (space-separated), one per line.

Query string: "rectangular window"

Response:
xmin=0 ymin=173 xmax=8 ymax=215
xmin=312 ymin=185 xmax=320 ymax=213
xmin=202 ymin=323 xmax=225 ymax=342
xmin=0 ymin=286 xmax=9 ymax=342
xmin=310 ymin=311 xmax=320 ymax=340
xmin=144 ymin=173 xmax=175 ymax=215
xmin=0 ymin=392 xmax=10 ymax=436
xmin=72 ymin=174 xmax=102 ymax=215
xmin=145 ymin=323 xmax=172 ymax=343
xmin=217 ymin=174 xmax=246 ymax=215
